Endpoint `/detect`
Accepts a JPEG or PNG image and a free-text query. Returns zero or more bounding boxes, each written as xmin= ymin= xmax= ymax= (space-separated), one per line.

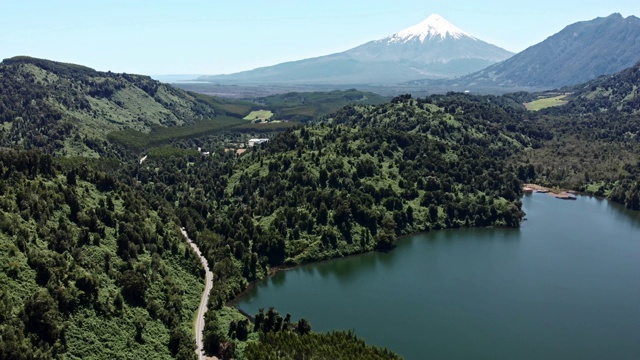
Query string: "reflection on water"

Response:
xmin=280 ymin=227 xmax=523 ymax=286
xmin=269 ymin=270 xmax=286 ymax=288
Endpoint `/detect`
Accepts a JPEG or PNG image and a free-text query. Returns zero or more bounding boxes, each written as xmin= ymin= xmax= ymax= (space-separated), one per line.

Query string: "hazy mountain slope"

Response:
xmin=199 ymin=15 xmax=513 ymax=85
xmin=410 ymin=14 xmax=640 ymax=90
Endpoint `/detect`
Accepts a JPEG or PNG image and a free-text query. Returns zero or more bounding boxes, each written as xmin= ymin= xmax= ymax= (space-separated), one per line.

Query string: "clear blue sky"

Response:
xmin=0 ymin=0 xmax=637 ymax=75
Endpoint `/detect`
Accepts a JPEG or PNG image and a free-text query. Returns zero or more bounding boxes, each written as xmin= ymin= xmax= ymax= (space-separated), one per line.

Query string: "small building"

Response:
xmin=248 ymin=138 xmax=269 ymax=147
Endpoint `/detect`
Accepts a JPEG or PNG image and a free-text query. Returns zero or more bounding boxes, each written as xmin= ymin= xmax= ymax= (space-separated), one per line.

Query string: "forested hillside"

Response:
xmin=0 ymin=57 xmax=407 ymax=359
xmin=252 ymin=89 xmax=388 ymax=122
xmin=0 ymin=57 xmax=248 ymax=157
xmin=562 ymin=60 xmax=640 ymax=113
xmin=511 ymin=62 xmax=640 ymax=209
xmin=0 ymin=151 xmax=202 ymax=359
xmin=134 ymin=93 xmax=530 ymax=292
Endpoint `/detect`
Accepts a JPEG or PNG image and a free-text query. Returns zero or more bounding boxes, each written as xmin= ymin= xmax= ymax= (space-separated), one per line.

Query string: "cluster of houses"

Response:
xmin=197 ymin=147 xmax=210 ymax=156
xmin=247 ymin=138 xmax=269 ymax=147
xmin=138 ymin=138 xmax=271 ymax=165
xmin=199 ymin=138 xmax=270 ymax=157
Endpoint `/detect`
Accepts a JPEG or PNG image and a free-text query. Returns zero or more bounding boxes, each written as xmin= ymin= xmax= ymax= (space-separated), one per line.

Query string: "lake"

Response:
xmin=236 ymin=194 xmax=640 ymax=359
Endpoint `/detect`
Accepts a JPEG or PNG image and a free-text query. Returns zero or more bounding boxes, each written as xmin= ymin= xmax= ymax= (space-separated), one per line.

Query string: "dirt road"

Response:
xmin=181 ymin=228 xmax=214 ymax=360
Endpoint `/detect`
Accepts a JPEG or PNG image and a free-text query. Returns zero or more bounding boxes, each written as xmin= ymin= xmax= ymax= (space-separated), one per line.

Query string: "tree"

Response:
xmin=296 ymin=318 xmax=311 ymax=335
xmin=235 ymin=319 xmax=249 ymax=341
xmin=169 ymin=327 xmax=195 ymax=359
xmin=254 ymin=308 xmax=265 ymax=332
xmin=319 ymin=169 xmax=328 ymax=187
xmin=66 ymin=169 xmax=77 ymax=186
xmin=113 ymin=292 xmax=124 ymax=313
xmin=203 ymin=312 xmax=222 ymax=355
xmin=381 ymin=213 xmax=396 ymax=233
xmin=22 ymin=290 xmax=62 ymax=345
xmin=76 ymin=273 xmax=99 ymax=303
xmin=374 ymin=230 xmax=395 ymax=251
xmin=264 ymin=307 xmax=283 ymax=333
xmin=317 ymin=202 xmax=328 ymax=225
xmin=134 ymin=315 xmax=147 ymax=343
xmin=626 ymin=190 xmax=640 ymax=210
xmin=119 ymin=269 xmax=147 ymax=306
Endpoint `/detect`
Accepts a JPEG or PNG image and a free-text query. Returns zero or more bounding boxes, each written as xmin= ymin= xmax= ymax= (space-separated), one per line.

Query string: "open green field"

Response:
xmin=243 ymin=110 xmax=274 ymax=121
xmin=524 ymin=95 xmax=568 ymax=111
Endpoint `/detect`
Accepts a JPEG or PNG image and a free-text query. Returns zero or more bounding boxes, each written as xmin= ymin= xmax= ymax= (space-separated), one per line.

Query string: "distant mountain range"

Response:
xmin=151 ymin=74 xmax=204 ymax=83
xmin=408 ymin=13 xmax=640 ymax=90
xmin=198 ymin=14 xmax=513 ymax=85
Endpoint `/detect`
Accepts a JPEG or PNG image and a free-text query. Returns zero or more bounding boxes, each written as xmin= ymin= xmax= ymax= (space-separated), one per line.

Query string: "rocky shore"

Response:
xmin=522 ymin=183 xmax=577 ymax=200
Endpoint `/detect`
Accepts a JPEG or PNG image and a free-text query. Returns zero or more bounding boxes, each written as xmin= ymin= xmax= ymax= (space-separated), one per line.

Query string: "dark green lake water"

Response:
xmin=236 ymin=194 xmax=640 ymax=359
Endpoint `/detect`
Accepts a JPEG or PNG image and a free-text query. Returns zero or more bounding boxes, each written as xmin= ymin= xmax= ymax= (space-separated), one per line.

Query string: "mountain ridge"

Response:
xmin=407 ymin=13 xmax=640 ymax=90
xmin=198 ymin=14 xmax=513 ymax=85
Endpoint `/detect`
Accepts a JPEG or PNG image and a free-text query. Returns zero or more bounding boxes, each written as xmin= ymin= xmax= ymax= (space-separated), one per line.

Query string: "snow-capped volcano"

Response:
xmin=199 ymin=14 xmax=513 ymax=85
xmin=343 ymin=14 xmax=512 ymax=72
xmin=389 ymin=14 xmax=476 ymax=43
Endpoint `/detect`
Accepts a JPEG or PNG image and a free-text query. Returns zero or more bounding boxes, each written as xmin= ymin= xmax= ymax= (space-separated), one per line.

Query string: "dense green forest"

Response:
xmin=1 ymin=56 xmax=640 ymax=359
xmin=0 ymin=151 xmax=202 ymax=359
xmin=250 ymin=89 xmax=388 ymax=122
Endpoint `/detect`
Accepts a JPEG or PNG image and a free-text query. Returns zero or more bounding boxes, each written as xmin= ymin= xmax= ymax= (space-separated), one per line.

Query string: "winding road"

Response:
xmin=181 ymin=227 xmax=213 ymax=360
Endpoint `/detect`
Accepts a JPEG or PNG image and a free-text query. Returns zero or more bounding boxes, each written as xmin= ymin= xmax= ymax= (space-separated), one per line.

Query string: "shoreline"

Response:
xmin=229 ymin=189 xmax=577 ymax=313
xmin=522 ymin=183 xmax=577 ymax=200
xmin=228 ymin=248 xmax=375 ymax=309
xmin=228 ymin=225 xmax=520 ymax=311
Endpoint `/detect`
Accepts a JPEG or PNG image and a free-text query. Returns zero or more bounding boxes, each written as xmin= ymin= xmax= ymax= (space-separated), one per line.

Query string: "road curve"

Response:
xmin=181 ymin=227 xmax=214 ymax=360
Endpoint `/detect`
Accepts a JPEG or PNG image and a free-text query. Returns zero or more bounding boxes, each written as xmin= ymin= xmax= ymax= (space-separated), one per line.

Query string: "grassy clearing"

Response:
xmin=524 ymin=95 xmax=568 ymax=111
xmin=243 ymin=110 xmax=274 ymax=121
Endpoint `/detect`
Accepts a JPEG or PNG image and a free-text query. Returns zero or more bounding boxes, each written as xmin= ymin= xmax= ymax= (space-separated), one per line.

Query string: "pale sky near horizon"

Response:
xmin=0 ymin=0 xmax=637 ymax=75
